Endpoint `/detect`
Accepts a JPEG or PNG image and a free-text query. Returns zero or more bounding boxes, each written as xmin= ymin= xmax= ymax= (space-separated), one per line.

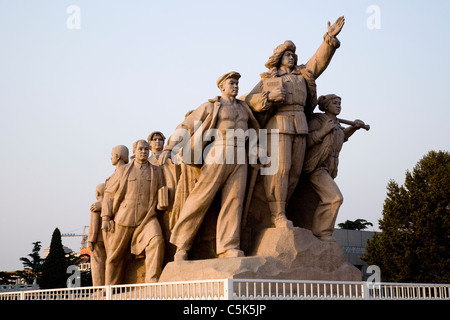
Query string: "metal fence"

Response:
xmin=1 ymin=279 xmax=449 ymax=300
xmin=0 ymin=280 xmax=39 ymax=293
xmin=231 ymin=279 xmax=450 ymax=300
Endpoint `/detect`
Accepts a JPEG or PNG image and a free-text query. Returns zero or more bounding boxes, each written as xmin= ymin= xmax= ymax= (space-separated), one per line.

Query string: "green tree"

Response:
xmin=40 ymin=228 xmax=69 ymax=289
xmin=363 ymin=150 xmax=450 ymax=283
xmin=338 ymin=219 xmax=373 ymax=230
xmin=17 ymin=241 xmax=43 ymax=284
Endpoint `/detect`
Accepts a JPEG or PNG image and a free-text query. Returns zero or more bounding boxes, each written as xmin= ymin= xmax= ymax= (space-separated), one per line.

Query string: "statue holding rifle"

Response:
xmin=303 ymin=94 xmax=369 ymax=241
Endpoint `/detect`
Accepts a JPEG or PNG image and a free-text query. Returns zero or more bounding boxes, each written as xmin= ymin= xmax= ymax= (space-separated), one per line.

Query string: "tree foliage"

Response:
xmin=40 ymin=228 xmax=69 ymax=289
xmin=338 ymin=219 xmax=373 ymax=230
xmin=9 ymin=230 xmax=92 ymax=288
xmin=17 ymin=241 xmax=43 ymax=284
xmin=363 ymin=150 xmax=450 ymax=283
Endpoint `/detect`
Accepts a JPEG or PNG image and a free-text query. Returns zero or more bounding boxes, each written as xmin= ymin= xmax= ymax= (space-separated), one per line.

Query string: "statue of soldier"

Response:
xmin=245 ymin=17 xmax=345 ymax=228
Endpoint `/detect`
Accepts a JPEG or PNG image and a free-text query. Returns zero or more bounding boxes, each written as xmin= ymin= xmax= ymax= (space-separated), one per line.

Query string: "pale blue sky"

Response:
xmin=0 ymin=0 xmax=449 ymax=271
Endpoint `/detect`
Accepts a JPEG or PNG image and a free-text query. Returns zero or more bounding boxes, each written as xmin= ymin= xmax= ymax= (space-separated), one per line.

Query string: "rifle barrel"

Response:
xmin=337 ymin=118 xmax=370 ymax=131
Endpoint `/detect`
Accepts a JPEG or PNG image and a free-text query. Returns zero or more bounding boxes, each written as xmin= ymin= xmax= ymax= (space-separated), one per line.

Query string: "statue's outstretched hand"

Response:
xmin=327 ymin=16 xmax=345 ymax=37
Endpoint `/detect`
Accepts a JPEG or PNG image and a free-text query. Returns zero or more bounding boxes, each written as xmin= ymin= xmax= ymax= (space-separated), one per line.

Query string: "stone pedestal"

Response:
xmin=158 ymin=226 xmax=361 ymax=282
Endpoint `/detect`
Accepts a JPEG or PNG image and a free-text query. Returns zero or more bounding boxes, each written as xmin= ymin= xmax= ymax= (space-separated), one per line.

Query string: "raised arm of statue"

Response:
xmin=327 ymin=16 xmax=345 ymax=38
xmin=304 ymin=16 xmax=344 ymax=79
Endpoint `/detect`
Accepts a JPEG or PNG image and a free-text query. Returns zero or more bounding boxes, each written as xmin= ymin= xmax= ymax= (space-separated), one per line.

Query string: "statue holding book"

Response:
xmin=92 ymin=15 xmax=373 ymax=284
xmin=245 ymin=16 xmax=345 ymax=229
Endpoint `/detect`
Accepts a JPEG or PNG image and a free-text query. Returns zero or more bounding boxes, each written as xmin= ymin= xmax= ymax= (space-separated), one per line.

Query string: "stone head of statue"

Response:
xmin=111 ymin=145 xmax=129 ymax=166
xmin=95 ymin=183 xmax=105 ymax=201
xmin=265 ymin=40 xmax=298 ymax=70
xmin=217 ymin=71 xmax=240 ymax=98
xmin=133 ymin=139 xmax=150 ymax=164
xmin=147 ymin=131 xmax=166 ymax=154
xmin=318 ymin=94 xmax=342 ymax=115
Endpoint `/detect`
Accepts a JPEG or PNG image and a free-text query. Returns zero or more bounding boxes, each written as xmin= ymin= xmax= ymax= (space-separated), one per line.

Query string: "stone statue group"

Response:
xmin=87 ymin=16 xmax=369 ymax=286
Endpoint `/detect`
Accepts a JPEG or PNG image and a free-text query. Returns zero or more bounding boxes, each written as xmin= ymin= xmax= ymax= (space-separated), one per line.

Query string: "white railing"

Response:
xmin=0 ymin=280 xmax=39 ymax=293
xmin=0 ymin=279 xmax=231 ymax=301
xmin=233 ymin=279 xmax=365 ymax=300
xmin=1 ymin=279 xmax=449 ymax=300
xmin=231 ymin=279 xmax=450 ymax=300
xmin=365 ymin=282 xmax=450 ymax=300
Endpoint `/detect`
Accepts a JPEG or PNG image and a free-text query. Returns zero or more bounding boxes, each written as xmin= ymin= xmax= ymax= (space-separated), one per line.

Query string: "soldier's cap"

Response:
xmin=265 ymin=40 xmax=297 ymax=69
xmin=216 ymin=71 xmax=241 ymax=88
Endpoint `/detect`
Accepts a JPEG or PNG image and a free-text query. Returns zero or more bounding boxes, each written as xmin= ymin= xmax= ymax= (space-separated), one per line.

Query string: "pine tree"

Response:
xmin=40 ymin=228 xmax=69 ymax=289
xmin=363 ymin=150 xmax=450 ymax=283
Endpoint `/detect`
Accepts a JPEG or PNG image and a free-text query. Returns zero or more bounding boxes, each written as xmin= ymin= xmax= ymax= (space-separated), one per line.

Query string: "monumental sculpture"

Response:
xmin=91 ymin=15 xmax=371 ymax=284
xmin=88 ymin=183 xmax=106 ymax=286
xmin=101 ymin=140 xmax=166 ymax=284
xmin=303 ymin=94 xmax=367 ymax=241
xmin=159 ymin=71 xmax=260 ymax=261
xmin=101 ymin=144 xmax=130 ymax=239
xmin=245 ymin=16 xmax=345 ymax=229
xmin=148 ymin=131 xmax=179 ymax=264
xmin=88 ymin=145 xmax=130 ymax=285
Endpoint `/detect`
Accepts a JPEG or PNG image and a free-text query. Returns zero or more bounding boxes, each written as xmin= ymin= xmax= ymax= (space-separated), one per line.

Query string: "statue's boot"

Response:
xmin=269 ymin=201 xmax=293 ymax=228
xmin=173 ymin=247 xmax=189 ymax=261
xmin=218 ymin=249 xmax=245 ymax=258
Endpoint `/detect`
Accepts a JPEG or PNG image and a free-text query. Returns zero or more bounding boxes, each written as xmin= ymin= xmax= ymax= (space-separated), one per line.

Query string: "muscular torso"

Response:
xmin=215 ymin=101 xmax=249 ymax=132
xmin=207 ymin=101 xmax=249 ymax=162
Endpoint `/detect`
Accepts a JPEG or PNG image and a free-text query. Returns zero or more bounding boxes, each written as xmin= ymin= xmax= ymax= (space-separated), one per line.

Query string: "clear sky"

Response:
xmin=0 ymin=0 xmax=449 ymax=271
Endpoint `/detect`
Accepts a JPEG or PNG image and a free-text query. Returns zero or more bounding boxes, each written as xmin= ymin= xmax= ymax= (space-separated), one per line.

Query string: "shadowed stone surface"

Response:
xmin=158 ymin=227 xmax=360 ymax=282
